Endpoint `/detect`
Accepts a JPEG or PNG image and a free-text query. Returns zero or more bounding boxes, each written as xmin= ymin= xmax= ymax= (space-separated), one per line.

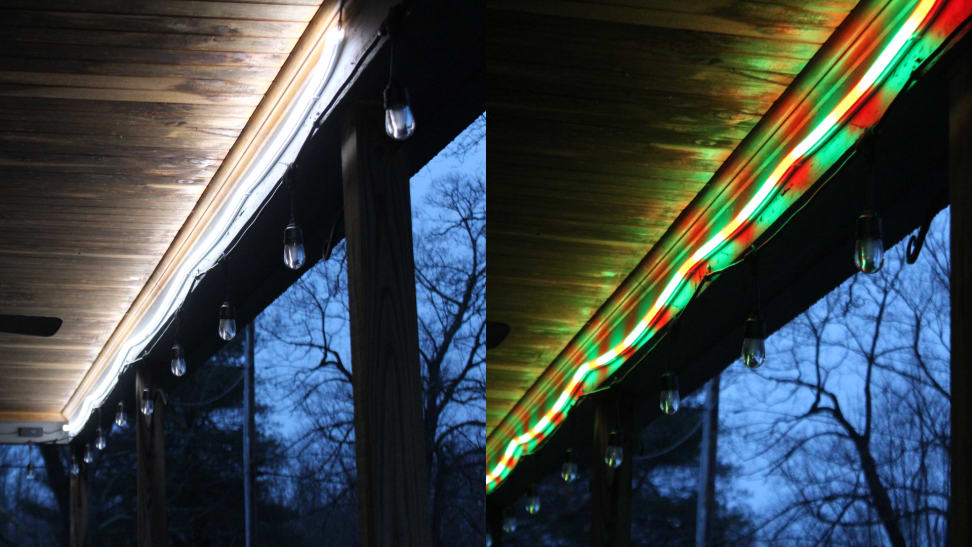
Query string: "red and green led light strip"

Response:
xmin=486 ymin=0 xmax=957 ymax=494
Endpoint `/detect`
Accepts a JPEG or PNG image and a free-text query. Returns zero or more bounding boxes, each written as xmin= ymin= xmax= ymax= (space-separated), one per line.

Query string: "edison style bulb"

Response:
xmin=83 ymin=443 xmax=93 ymax=464
xmin=855 ymin=210 xmax=884 ymax=274
xmin=560 ymin=449 xmax=578 ymax=483
xmin=95 ymin=427 xmax=106 ymax=450
xmin=217 ymin=301 xmax=236 ymax=341
xmin=70 ymin=455 xmax=79 ymax=476
xmin=170 ymin=343 xmax=186 ymax=377
xmin=383 ymin=81 xmax=415 ymax=141
xmin=660 ymin=372 xmax=680 ymax=415
xmin=741 ymin=315 xmax=766 ymax=369
xmin=524 ymin=486 xmax=540 ymax=515
xmin=141 ymin=389 xmax=154 ymax=417
xmin=26 ymin=461 xmax=35 ymax=480
xmin=604 ymin=431 xmax=623 ymax=469
xmin=283 ymin=222 xmax=305 ymax=270
xmin=115 ymin=401 xmax=128 ymax=428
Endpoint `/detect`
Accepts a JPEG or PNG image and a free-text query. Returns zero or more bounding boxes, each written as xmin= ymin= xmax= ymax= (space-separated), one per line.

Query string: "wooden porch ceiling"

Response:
xmin=486 ymin=0 xmax=860 ymax=434
xmin=0 ymin=1 xmax=322 ymax=424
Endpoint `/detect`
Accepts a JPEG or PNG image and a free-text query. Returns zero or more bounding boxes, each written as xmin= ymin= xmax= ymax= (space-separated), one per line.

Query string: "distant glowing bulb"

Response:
xmin=170 ymin=343 xmax=186 ymax=377
xmin=95 ymin=427 xmax=106 ymax=451
xmin=217 ymin=301 xmax=236 ymax=341
xmin=283 ymin=222 xmax=305 ymax=270
xmin=855 ymin=210 xmax=884 ymax=274
xmin=115 ymin=401 xmax=128 ymax=428
xmin=26 ymin=461 xmax=35 ymax=480
xmin=524 ymin=485 xmax=540 ymax=515
xmin=502 ymin=513 xmax=516 ymax=534
xmin=741 ymin=315 xmax=766 ymax=369
xmin=604 ymin=431 xmax=623 ymax=468
xmin=383 ymin=80 xmax=415 ymax=140
xmin=560 ymin=449 xmax=578 ymax=483
xmin=83 ymin=443 xmax=93 ymax=464
xmin=141 ymin=389 xmax=154 ymax=417
xmin=660 ymin=373 xmax=680 ymax=415
xmin=70 ymin=455 xmax=79 ymax=476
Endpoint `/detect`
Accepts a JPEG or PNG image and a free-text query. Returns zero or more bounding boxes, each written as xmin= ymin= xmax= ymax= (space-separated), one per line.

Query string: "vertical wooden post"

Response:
xmin=949 ymin=54 xmax=971 ymax=547
xmin=341 ymin=104 xmax=431 ymax=545
xmin=486 ymin=501 xmax=504 ymax=547
xmin=591 ymin=394 xmax=633 ymax=546
xmin=69 ymin=443 xmax=88 ymax=547
xmin=244 ymin=322 xmax=256 ymax=547
xmin=695 ymin=374 xmax=721 ymax=547
xmin=136 ymin=366 xmax=167 ymax=547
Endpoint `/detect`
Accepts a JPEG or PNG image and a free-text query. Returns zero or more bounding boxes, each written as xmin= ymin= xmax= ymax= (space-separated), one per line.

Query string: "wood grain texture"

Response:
xmin=485 ymin=0 xmax=857 ymax=432
xmin=0 ymin=0 xmax=321 ymax=416
xmin=342 ymin=105 xmax=431 ymax=547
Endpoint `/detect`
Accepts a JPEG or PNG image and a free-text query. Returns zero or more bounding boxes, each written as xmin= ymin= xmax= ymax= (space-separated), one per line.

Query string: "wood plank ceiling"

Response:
xmin=0 ymin=0 xmax=322 ymax=421
xmin=486 ymin=0 xmax=859 ymax=433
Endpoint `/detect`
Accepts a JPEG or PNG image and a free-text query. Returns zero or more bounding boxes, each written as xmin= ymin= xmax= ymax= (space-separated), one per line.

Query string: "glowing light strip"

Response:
xmin=486 ymin=0 xmax=936 ymax=491
xmin=61 ymin=27 xmax=346 ymax=436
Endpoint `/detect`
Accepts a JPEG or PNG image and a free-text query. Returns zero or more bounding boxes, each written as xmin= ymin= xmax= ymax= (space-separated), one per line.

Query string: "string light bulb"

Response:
xmin=26 ymin=460 xmax=35 ymax=480
xmin=524 ymin=484 xmax=540 ymax=515
xmin=115 ymin=401 xmax=128 ymax=428
xmin=604 ymin=431 xmax=623 ymax=469
xmin=217 ymin=301 xmax=236 ymax=341
xmin=501 ymin=508 xmax=516 ymax=534
xmin=855 ymin=210 xmax=884 ymax=274
xmin=26 ymin=442 xmax=35 ymax=480
xmin=741 ymin=315 xmax=766 ymax=369
xmin=283 ymin=176 xmax=305 ymax=270
xmin=70 ymin=454 xmax=79 ymax=476
xmin=83 ymin=443 xmax=93 ymax=464
xmin=95 ymin=426 xmax=106 ymax=451
xmin=560 ymin=448 xmax=578 ymax=483
xmin=170 ymin=343 xmax=186 ymax=377
xmin=660 ymin=372 xmax=680 ymax=415
xmin=141 ymin=389 xmax=154 ymax=417
xmin=382 ymin=5 xmax=414 ymax=140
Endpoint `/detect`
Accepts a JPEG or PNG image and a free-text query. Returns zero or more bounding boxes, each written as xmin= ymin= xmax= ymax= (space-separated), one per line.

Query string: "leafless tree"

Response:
xmin=722 ymin=210 xmax=951 ymax=546
xmin=260 ymin=170 xmax=485 ymax=545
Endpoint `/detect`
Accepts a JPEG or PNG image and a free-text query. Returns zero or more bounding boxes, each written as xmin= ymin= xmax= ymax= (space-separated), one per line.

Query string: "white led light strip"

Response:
xmin=61 ymin=27 xmax=346 ymax=437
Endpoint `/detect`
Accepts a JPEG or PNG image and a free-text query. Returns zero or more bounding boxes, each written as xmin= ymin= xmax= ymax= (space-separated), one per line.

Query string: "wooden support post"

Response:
xmin=486 ymin=501 xmax=504 ymax=547
xmin=136 ymin=366 xmax=167 ymax=547
xmin=243 ymin=322 xmax=256 ymax=547
xmin=949 ymin=54 xmax=971 ymax=547
xmin=591 ymin=394 xmax=633 ymax=547
xmin=341 ymin=104 xmax=431 ymax=545
xmin=695 ymin=374 xmax=721 ymax=547
xmin=69 ymin=443 xmax=88 ymax=547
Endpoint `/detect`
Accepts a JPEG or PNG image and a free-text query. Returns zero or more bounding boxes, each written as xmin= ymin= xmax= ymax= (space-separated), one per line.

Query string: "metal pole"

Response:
xmin=695 ymin=374 xmax=721 ymax=547
xmin=244 ymin=322 xmax=255 ymax=547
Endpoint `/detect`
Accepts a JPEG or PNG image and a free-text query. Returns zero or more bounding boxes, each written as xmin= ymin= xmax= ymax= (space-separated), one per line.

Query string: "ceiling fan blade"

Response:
xmin=0 ymin=315 xmax=62 ymax=337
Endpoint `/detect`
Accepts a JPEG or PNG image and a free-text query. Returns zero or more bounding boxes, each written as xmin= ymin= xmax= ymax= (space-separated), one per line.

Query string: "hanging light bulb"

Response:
xmin=115 ymin=401 xmax=128 ymax=428
xmin=524 ymin=484 xmax=540 ymax=515
xmin=95 ymin=426 xmax=106 ymax=450
xmin=501 ymin=508 xmax=516 ymax=533
xmin=741 ymin=315 xmax=766 ymax=369
xmin=170 ymin=342 xmax=186 ymax=377
xmin=26 ymin=460 xmax=35 ymax=480
xmin=560 ymin=448 xmax=578 ymax=483
xmin=217 ymin=300 xmax=236 ymax=341
xmin=855 ymin=210 xmax=884 ymax=274
xmin=382 ymin=6 xmax=415 ymax=141
xmin=141 ymin=389 xmax=154 ymax=417
xmin=660 ymin=372 xmax=680 ymax=415
xmin=83 ymin=443 xmax=93 ymax=464
xmin=384 ymin=80 xmax=415 ymax=141
xmin=26 ymin=442 xmax=35 ymax=480
xmin=70 ymin=455 xmax=79 ymax=476
xmin=283 ymin=221 xmax=305 ymax=270
xmin=604 ymin=430 xmax=623 ymax=469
